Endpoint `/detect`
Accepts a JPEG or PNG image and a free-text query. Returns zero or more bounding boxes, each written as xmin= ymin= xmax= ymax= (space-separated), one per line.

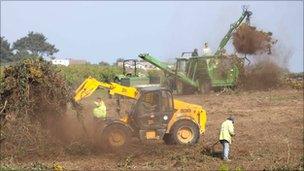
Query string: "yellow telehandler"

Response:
xmin=74 ymin=76 xmax=207 ymax=150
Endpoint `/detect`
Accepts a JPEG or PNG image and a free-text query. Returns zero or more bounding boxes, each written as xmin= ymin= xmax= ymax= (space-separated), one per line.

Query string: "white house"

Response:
xmin=117 ymin=59 xmax=158 ymax=70
xmin=51 ymin=58 xmax=88 ymax=66
xmin=51 ymin=59 xmax=70 ymax=66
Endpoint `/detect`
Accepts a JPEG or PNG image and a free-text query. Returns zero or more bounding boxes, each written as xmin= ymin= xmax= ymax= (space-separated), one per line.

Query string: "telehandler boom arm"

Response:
xmin=74 ymin=76 xmax=139 ymax=102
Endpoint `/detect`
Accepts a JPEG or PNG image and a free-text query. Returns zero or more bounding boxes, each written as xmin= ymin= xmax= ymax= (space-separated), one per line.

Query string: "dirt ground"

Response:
xmin=8 ymin=89 xmax=303 ymax=170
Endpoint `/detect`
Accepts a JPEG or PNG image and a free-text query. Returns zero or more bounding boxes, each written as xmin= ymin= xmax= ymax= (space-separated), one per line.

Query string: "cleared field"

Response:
xmin=12 ymin=89 xmax=303 ymax=170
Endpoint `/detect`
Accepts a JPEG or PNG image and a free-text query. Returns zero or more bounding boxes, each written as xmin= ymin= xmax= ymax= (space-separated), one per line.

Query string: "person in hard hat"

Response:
xmin=202 ymin=42 xmax=213 ymax=56
xmin=93 ymin=97 xmax=107 ymax=121
xmin=219 ymin=116 xmax=235 ymax=161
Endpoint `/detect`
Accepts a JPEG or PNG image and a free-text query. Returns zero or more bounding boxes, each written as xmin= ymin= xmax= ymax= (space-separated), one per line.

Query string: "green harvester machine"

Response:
xmin=139 ymin=8 xmax=252 ymax=94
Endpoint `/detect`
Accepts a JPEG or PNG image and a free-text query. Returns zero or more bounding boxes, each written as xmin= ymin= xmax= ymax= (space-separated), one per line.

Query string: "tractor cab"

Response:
xmin=122 ymin=59 xmax=138 ymax=77
xmin=176 ymin=58 xmax=188 ymax=74
xmin=131 ymin=87 xmax=174 ymax=140
xmin=176 ymin=51 xmax=199 ymax=74
xmin=114 ymin=59 xmax=150 ymax=86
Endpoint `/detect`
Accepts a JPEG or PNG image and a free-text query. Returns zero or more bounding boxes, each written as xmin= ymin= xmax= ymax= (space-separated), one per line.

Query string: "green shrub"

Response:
xmin=56 ymin=64 xmax=122 ymax=87
xmin=219 ymin=164 xmax=229 ymax=171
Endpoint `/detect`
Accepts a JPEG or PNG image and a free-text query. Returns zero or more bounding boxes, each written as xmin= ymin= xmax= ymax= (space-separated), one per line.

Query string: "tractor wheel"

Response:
xmin=114 ymin=77 xmax=121 ymax=84
xmin=176 ymin=81 xmax=183 ymax=94
xmin=171 ymin=120 xmax=200 ymax=145
xmin=164 ymin=76 xmax=175 ymax=93
xmin=200 ymin=80 xmax=212 ymax=94
xmin=101 ymin=124 xmax=131 ymax=151
xmin=163 ymin=133 xmax=173 ymax=145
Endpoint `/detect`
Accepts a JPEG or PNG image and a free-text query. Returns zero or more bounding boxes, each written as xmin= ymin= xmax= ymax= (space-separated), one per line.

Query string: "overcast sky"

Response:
xmin=1 ymin=1 xmax=303 ymax=72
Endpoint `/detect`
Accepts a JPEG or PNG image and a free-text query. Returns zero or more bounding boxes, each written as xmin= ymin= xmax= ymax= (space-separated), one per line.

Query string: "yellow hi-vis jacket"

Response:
xmin=93 ymin=101 xmax=107 ymax=119
xmin=219 ymin=120 xmax=235 ymax=143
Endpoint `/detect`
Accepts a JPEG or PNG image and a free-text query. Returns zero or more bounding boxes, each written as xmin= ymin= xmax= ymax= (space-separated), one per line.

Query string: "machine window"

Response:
xmin=161 ymin=91 xmax=173 ymax=112
xmin=138 ymin=92 xmax=160 ymax=115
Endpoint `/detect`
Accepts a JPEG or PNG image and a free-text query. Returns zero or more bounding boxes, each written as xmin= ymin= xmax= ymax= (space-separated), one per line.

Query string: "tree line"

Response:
xmin=0 ymin=31 xmax=114 ymax=66
xmin=1 ymin=31 xmax=59 ymax=64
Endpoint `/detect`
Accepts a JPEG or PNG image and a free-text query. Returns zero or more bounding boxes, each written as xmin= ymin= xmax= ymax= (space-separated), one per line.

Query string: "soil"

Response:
xmin=6 ymin=88 xmax=303 ymax=170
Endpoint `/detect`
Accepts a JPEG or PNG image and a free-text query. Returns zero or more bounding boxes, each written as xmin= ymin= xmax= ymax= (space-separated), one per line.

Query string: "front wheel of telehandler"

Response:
xmin=163 ymin=133 xmax=173 ymax=145
xmin=101 ymin=124 xmax=131 ymax=151
xmin=171 ymin=120 xmax=200 ymax=145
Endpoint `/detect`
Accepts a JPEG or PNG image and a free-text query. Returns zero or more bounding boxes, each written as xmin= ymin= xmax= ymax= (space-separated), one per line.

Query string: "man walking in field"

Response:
xmin=219 ymin=116 xmax=235 ymax=161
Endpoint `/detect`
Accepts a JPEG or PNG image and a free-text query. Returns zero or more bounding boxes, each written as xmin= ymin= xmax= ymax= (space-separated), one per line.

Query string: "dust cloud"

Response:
xmin=231 ymin=23 xmax=293 ymax=90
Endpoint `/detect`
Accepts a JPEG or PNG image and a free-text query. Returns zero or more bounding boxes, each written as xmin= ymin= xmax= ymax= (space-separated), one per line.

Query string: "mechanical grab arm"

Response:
xmin=74 ymin=76 xmax=139 ymax=102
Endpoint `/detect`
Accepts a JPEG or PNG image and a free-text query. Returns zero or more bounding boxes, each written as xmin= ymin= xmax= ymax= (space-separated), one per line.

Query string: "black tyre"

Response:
xmin=171 ymin=120 xmax=200 ymax=145
xmin=176 ymin=81 xmax=183 ymax=94
xmin=114 ymin=77 xmax=121 ymax=83
xmin=164 ymin=76 xmax=175 ymax=93
xmin=200 ymin=80 xmax=212 ymax=94
xmin=230 ymin=85 xmax=237 ymax=91
xmin=101 ymin=124 xmax=131 ymax=151
xmin=182 ymin=84 xmax=197 ymax=95
xmin=163 ymin=133 xmax=173 ymax=145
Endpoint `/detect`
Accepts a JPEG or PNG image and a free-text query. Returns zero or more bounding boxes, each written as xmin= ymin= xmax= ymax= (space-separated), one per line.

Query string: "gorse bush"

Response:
xmin=56 ymin=64 xmax=122 ymax=87
xmin=0 ymin=57 xmax=70 ymax=159
xmin=0 ymin=57 xmax=71 ymax=121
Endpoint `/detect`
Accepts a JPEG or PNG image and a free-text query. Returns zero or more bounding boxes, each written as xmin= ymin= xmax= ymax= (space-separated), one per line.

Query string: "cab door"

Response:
xmin=134 ymin=90 xmax=174 ymax=138
xmin=135 ymin=91 xmax=162 ymax=130
xmin=160 ymin=90 xmax=174 ymax=125
xmin=135 ymin=90 xmax=174 ymax=129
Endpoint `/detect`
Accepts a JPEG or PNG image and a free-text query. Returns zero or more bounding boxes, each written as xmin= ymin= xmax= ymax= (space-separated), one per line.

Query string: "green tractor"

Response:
xmin=174 ymin=52 xmax=242 ymax=93
xmin=114 ymin=59 xmax=153 ymax=87
xmin=138 ymin=53 xmax=242 ymax=94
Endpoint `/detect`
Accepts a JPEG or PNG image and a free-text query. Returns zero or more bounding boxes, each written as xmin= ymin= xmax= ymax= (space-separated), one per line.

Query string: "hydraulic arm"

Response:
xmin=214 ymin=8 xmax=252 ymax=56
xmin=74 ymin=76 xmax=139 ymax=102
xmin=138 ymin=53 xmax=199 ymax=88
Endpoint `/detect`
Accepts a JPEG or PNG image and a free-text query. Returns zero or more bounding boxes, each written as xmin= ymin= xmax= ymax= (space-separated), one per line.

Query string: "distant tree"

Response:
xmin=0 ymin=37 xmax=14 ymax=63
xmin=12 ymin=31 xmax=59 ymax=58
xmin=99 ymin=61 xmax=110 ymax=66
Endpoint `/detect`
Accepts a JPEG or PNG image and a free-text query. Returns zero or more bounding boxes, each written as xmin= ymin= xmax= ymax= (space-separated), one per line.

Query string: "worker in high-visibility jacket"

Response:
xmin=93 ymin=97 xmax=107 ymax=121
xmin=219 ymin=116 xmax=235 ymax=161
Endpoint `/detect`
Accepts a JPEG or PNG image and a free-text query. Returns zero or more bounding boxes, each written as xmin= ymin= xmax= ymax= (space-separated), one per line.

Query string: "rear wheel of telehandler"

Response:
xmin=171 ymin=120 xmax=199 ymax=145
xmin=101 ymin=124 xmax=131 ymax=151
